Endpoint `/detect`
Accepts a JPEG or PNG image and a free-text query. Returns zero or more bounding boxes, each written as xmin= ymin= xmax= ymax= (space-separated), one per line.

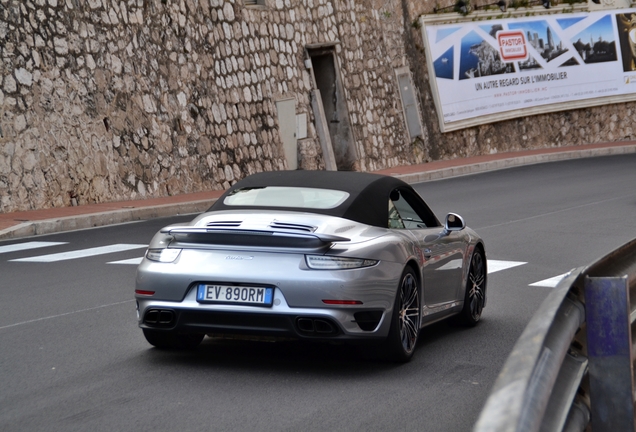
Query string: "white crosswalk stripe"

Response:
xmin=4 ymin=243 xmax=563 ymax=287
xmin=487 ymin=259 xmax=526 ymax=274
xmin=10 ymin=244 xmax=147 ymax=262
xmin=487 ymin=260 xmax=571 ymax=288
xmin=529 ymin=273 xmax=569 ymax=288
xmin=0 ymin=241 xmax=67 ymax=254
xmin=108 ymin=257 xmax=144 ymax=265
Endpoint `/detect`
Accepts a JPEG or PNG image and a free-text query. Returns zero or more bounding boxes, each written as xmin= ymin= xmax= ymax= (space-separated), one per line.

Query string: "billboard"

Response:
xmin=422 ymin=10 xmax=636 ymax=132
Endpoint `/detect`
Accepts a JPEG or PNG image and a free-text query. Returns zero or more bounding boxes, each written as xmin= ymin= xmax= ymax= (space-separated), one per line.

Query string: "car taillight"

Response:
xmin=322 ymin=300 xmax=363 ymax=305
xmin=135 ymin=290 xmax=155 ymax=296
xmin=145 ymin=248 xmax=181 ymax=263
xmin=305 ymin=255 xmax=378 ymax=270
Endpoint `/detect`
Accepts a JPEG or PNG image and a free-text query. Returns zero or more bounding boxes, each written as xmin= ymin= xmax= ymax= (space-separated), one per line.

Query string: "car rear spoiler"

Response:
xmin=160 ymin=227 xmax=350 ymax=248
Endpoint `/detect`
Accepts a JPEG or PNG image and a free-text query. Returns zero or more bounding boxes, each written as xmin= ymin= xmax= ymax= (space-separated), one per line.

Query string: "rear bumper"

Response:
xmin=140 ymin=308 xmax=340 ymax=339
xmin=136 ymin=285 xmax=391 ymax=340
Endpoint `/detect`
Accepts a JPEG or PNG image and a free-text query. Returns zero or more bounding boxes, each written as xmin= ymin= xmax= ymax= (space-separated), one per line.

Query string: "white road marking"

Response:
xmin=529 ymin=273 xmax=569 ymax=288
xmin=3 ymin=244 xmax=533 ymax=279
xmin=487 ymin=260 xmax=526 ymax=274
xmin=10 ymin=244 xmax=147 ymax=262
xmin=0 ymin=241 xmax=67 ymax=254
xmin=108 ymin=257 xmax=144 ymax=265
xmin=0 ymin=299 xmax=135 ymax=331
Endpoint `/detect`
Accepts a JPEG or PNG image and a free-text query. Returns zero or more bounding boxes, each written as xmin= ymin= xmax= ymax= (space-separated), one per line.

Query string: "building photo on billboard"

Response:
xmin=422 ymin=9 xmax=635 ymax=131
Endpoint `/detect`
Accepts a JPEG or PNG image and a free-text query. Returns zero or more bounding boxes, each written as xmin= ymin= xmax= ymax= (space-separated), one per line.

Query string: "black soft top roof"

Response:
xmin=208 ymin=170 xmax=413 ymax=227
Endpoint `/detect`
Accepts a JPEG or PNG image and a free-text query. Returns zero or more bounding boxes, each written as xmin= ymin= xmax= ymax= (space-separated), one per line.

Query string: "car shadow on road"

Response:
xmin=140 ymin=318 xmax=480 ymax=376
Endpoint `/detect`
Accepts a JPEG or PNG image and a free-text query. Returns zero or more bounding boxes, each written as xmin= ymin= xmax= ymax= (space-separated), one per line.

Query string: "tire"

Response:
xmin=142 ymin=329 xmax=204 ymax=350
xmin=385 ymin=267 xmax=421 ymax=362
xmin=459 ymin=247 xmax=487 ymax=326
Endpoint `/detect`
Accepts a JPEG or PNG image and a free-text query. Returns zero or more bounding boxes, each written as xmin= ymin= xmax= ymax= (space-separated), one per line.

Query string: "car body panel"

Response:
xmin=409 ymin=228 xmax=469 ymax=306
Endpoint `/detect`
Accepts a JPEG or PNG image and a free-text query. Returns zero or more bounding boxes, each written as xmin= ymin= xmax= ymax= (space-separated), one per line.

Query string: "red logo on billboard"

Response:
xmin=497 ymin=30 xmax=528 ymax=61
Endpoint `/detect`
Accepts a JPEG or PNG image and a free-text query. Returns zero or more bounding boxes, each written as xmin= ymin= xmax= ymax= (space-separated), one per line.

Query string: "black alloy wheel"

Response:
xmin=386 ymin=267 xmax=420 ymax=362
xmin=460 ymin=247 xmax=486 ymax=326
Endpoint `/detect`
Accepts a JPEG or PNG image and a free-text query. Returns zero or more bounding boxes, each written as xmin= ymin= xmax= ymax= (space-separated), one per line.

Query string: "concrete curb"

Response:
xmin=2 ymin=144 xmax=635 ymax=241
xmin=0 ymin=199 xmax=215 ymax=241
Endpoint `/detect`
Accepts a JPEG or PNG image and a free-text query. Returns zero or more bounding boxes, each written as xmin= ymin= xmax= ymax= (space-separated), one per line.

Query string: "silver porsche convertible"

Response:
xmin=135 ymin=171 xmax=486 ymax=362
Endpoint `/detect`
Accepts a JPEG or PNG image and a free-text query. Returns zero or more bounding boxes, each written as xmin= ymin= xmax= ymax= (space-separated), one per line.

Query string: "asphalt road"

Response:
xmin=1 ymin=154 xmax=635 ymax=432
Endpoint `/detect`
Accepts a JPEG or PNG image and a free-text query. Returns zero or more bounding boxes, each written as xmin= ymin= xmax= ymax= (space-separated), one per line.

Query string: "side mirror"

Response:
xmin=444 ymin=213 xmax=466 ymax=234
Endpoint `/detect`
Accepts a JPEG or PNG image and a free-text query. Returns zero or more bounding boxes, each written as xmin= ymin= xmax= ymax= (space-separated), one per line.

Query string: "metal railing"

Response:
xmin=474 ymin=237 xmax=636 ymax=432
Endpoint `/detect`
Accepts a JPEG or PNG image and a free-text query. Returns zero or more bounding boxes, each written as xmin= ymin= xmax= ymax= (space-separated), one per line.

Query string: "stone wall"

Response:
xmin=2 ymin=0 xmax=636 ymax=213
xmin=0 ymin=0 xmax=421 ymax=212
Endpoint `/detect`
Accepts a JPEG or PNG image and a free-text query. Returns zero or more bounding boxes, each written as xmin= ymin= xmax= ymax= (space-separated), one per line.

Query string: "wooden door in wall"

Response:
xmin=307 ymin=46 xmax=358 ymax=171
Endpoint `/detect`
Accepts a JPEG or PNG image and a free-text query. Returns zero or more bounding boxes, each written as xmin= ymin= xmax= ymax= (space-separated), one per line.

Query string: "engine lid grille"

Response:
xmin=206 ymin=221 xmax=242 ymax=228
xmin=269 ymin=221 xmax=316 ymax=233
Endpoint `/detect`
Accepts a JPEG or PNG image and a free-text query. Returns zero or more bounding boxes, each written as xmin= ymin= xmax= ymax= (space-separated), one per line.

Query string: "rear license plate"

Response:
xmin=196 ymin=284 xmax=273 ymax=306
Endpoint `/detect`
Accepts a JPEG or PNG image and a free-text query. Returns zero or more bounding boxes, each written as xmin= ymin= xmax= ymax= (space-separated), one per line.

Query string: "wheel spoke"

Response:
xmin=404 ymin=307 xmax=419 ymax=317
xmin=402 ymin=312 xmax=418 ymax=345
xmin=470 ymin=272 xmax=484 ymax=285
xmin=398 ymin=272 xmax=420 ymax=353
xmin=403 ymin=287 xmax=417 ymax=309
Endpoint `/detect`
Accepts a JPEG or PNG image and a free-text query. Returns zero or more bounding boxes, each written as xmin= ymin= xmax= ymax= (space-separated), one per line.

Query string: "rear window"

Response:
xmin=223 ymin=186 xmax=349 ymax=209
